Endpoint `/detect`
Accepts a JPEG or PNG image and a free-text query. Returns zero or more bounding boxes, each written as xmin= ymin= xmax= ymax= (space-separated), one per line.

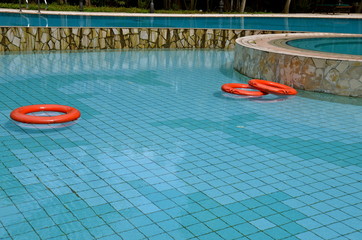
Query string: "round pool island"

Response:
xmin=233 ymin=33 xmax=362 ymax=97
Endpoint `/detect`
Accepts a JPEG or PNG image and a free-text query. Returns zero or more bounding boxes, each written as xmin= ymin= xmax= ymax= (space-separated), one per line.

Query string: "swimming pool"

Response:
xmin=286 ymin=37 xmax=362 ymax=56
xmin=0 ymin=49 xmax=361 ymax=240
xmin=1 ymin=12 xmax=362 ymax=34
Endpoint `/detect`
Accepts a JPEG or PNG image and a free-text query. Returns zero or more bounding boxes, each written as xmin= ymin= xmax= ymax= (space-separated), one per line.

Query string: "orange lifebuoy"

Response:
xmin=221 ymin=83 xmax=268 ymax=96
xmin=248 ymin=79 xmax=298 ymax=95
xmin=10 ymin=104 xmax=81 ymax=124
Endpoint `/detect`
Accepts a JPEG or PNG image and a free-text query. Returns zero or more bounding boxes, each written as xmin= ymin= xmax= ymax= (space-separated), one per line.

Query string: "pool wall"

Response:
xmin=234 ymin=33 xmax=362 ymax=97
xmin=0 ymin=27 xmax=291 ymax=51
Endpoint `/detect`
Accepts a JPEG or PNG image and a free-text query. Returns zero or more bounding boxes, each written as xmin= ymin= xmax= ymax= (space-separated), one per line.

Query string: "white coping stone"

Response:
xmin=13 ymin=36 xmax=20 ymax=47
xmin=336 ymin=61 xmax=350 ymax=73
xmin=72 ymin=28 xmax=79 ymax=35
xmin=48 ymin=40 xmax=54 ymax=49
xmin=112 ymin=28 xmax=119 ymax=35
xmin=100 ymin=29 xmax=107 ymax=38
xmin=312 ymin=58 xmax=326 ymax=68
xmin=236 ymin=33 xmax=362 ymax=62
xmin=6 ymin=29 xmax=14 ymax=42
xmin=350 ymin=79 xmax=361 ymax=89
xmin=30 ymin=28 xmax=37 ymax=35
xmin=83 ymin=28 xmax=91 ymax=35
xmin=140 ymin=30 xmax=148 ymax=40
xmin=55 ymin=40 xmax=60 ymax=49
xmin=150 ymin=31 xmax=157 ymax=42
xmin=18 ymin=28 xmax=24 ymax=37
xmin=41 ymin=32 xmax=47 ymax=43
xmin=81 ymin=36 xmax=90 ymax=47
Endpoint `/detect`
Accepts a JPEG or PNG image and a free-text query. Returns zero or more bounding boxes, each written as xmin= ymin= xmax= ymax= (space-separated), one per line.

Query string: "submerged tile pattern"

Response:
xmin=0 ymin=50 xmax=361 ymax=240
xmin=0 ymin=27 xmax=290 ymax=51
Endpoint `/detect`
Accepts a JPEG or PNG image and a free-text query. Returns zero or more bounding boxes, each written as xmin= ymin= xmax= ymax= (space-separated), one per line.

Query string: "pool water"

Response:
xmin=0 ymin=49 xmax=361 ymax=240
xmin=286 ymin=37 xmax=362 ymax=56
xmin=1 ymin=12 xmax=362 ymax=34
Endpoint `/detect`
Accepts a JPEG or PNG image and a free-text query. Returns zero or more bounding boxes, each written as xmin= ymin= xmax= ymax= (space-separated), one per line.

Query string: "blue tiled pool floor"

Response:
xmin=0 ymin=50 xmax=361 ymax=240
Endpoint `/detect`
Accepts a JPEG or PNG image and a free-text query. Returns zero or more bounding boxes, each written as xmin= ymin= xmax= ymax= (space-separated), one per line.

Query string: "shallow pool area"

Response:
xmin=286 ymin=37 xmax=362 ymax=56
xmin=0 ymin=49 xmax=361 ymax=240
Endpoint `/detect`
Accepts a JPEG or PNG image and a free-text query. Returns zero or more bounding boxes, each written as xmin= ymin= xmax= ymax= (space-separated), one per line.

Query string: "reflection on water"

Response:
xmin=0 ymin=12 xmax=361 ymax=34
xmin=12 ymin=120 xmax=78 ymax=129
xmin=1 ymin=49 xmax=361 ymax=106
xmin=0 ymin=49 xmax=232 ymax=79
xmin=214 ymin=91 xmax=294 ymax=103
xmin=298 ymin=90 xmax=362 ymax=106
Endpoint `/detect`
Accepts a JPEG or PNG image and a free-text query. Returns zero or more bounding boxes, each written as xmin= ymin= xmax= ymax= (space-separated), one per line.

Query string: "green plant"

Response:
xmin=137 ymin=0 xmax=150 ymax=9
xmin=0 ymin=1 xmax=276 ymax=14
xmin=91 ymin=0 xmax=125 ymax=7
xmin=293 ymin=0 xmax=313 ymax=12
xmin=171 ymin=3 xmax=180 ymax=10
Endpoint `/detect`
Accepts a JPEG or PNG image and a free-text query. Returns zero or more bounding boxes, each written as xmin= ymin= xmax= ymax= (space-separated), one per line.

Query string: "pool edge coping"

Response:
xmin=1 ymin=7 xmax=362 ymax=19
xmin=236 ymin=33 xmax=362 ymax=62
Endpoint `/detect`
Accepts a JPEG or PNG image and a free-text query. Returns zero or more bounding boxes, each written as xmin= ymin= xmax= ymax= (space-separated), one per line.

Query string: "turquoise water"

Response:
xmin=0 ymin=49 xmax=362 ymax=240
xmin=287 ymin=37 xmax=362 ymax=56
xmin=1 ymin=12 xmax=362 ymax=34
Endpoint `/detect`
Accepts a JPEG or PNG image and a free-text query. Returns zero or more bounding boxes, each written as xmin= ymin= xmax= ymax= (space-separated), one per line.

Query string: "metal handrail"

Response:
xmin=38 ymin=0 xmax=48 ymax=12
xmin=19 ymin=0 xmax=47 ymax=12
xmin=21 ymin=14 xmax=30 ymax=27
xmin=39 ymin=14 xmax=49 ymax=27
xmin=19 ymin=0 xmax=28 ymax=12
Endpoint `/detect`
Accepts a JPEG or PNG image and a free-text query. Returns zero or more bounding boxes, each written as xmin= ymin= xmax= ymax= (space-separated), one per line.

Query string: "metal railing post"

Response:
xmin=150 ymin=0 xmax=155 ymax=13
xmin=79 ymin=0 xmax=84 ymax=11
xmin=219 ymin=0 xmax=224 ymax=13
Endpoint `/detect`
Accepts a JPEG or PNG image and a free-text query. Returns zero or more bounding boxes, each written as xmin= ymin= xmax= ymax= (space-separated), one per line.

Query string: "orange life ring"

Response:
xmin=10 ymin=104 xmax=81 ymax=124
xmin=248 ymin=79 xmax=298 ymax=95
xmin=221 ymin=83 xmax=268 ymax=96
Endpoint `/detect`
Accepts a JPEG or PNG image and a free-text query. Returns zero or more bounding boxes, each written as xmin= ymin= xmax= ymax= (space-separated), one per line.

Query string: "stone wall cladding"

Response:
xmin=0 ymin=27 xmax=289 ymax=51
xmin=233 ymin=37 xmax=362 ymax=97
